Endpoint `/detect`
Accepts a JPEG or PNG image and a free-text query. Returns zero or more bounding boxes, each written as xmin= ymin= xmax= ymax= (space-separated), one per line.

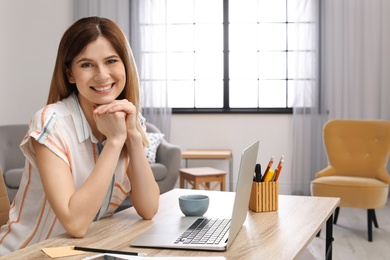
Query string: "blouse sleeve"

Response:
xmin=20 ymin=107 xmax=70 ymax=169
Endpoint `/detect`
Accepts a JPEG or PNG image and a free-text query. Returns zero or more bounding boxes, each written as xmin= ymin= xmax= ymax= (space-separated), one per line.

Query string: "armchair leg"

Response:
xmin=333 ymin=207 xmax=340 ymax=224
xmin=372 ymin=209 xmax=379 ymax=228
xmin=367 ymin=209 xmax=376 ymax=242
xmin=320 ymin=208 xmax=379 ymax=242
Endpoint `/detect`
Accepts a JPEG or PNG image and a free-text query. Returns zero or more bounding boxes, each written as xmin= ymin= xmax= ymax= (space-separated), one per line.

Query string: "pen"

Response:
xmin=254 ymin=164 xmax=262 ymax=182
xmin=274 ymin=157 xmax=284 ymax=181
xmin=73 ymin=246 xmax=146 ymax=256
xmin=261 ymin=156 xmax=274 ymax=182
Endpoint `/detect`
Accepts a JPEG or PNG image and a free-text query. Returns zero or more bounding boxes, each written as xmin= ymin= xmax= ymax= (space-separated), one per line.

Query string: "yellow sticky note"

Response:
xmin=42 ymin=246 xmax=85 ymax=258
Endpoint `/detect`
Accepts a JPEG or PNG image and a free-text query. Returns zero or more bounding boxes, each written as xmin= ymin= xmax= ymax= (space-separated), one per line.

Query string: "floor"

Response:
xmin=300 ymin=201 xmax=390 ymax=260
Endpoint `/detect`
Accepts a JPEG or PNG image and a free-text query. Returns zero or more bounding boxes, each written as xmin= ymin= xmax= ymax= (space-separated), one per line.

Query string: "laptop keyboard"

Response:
xmin=174 ymin=218 xmax=231 ymax=245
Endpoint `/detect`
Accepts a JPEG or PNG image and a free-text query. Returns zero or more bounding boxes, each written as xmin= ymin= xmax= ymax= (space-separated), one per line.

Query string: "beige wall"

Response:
xmin=0 ymin=0 xmax=294 ymax=194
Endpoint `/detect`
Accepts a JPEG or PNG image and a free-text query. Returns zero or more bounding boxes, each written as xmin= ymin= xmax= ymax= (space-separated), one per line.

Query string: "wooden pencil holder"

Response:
xmin=249 ymin=181 xmax=278 ymax=212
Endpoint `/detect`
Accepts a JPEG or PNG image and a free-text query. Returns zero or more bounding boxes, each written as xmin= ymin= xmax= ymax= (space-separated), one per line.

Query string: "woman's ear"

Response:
xmin=67 ymin=69 xmax=75 ymax=84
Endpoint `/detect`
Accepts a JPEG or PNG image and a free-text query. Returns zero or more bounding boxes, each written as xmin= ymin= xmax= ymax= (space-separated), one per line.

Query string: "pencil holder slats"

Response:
xmin=249 ymin=181 xmax=278 ymax=212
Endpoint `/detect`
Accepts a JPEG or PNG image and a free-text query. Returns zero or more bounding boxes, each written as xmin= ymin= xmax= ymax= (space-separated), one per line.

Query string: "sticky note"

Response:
xmin=42 ymin=246 xmax=85 ymax=258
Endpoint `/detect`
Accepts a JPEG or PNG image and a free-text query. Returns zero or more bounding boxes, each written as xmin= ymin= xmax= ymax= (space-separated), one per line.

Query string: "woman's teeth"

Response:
xmin=93 ymin=84 xmax=112 ymax=92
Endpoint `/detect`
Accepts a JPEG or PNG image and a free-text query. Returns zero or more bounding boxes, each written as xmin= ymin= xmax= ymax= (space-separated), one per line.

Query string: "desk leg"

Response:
xmin=325 ymin=213 xmax=334 ymax=260
xmin=229 ymin=157 xmax=233 ymax=191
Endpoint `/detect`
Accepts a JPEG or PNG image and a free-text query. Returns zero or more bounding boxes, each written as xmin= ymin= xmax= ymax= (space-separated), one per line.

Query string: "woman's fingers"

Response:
xmin=93 ymin=100 xmax=138 ymax=132
xmin=94 ymin=111 xmax=127 ymax=141
xmin=94 ymin=100 xmax=135 ymax=115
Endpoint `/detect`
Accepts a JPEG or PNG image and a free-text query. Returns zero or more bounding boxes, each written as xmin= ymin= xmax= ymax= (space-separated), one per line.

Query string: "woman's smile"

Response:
xmin=91 ymin=83 xmax=115 ymax=93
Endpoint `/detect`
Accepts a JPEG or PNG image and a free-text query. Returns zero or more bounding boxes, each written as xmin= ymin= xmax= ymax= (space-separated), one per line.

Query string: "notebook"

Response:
xmin=130 ymin=140 xmax=259 ymax=251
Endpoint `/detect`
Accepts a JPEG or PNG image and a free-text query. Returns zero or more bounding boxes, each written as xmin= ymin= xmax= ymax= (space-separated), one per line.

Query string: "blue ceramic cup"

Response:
xmin=179 ymin=194 xmax=209 ymax=216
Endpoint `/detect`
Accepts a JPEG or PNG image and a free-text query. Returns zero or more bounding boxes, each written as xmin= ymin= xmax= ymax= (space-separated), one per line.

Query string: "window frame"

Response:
xmin=139 ymin=0 xmax=294 ymax=115
xmin=172 ymin=0 xmax=293 ymax=114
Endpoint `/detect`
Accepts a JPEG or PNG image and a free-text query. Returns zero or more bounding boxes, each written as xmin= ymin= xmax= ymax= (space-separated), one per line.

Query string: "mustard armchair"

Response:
xmin=0 ymin=168 xmax=10 ymax=226
xmin=311 ymin=119 xmax=390 ymax=242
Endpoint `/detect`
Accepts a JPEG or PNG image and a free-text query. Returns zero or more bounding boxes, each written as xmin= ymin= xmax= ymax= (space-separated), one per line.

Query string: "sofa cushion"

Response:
xmin=4 ymin=168 xmax=23 ymax=188
xmin=150 ymin=163 xmax=168 ymax=181
xmin=145 ymin=132 xmax=164 ymax=163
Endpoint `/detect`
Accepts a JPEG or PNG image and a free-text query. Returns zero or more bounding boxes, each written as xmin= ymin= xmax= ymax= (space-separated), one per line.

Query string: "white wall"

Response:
xmin=171 ymin=114 xmax=293 ymax=193
xmin=0 ymin=0 xmax=74 ymax=125
xmin=0 ymin=0 xmax=294 ymax=194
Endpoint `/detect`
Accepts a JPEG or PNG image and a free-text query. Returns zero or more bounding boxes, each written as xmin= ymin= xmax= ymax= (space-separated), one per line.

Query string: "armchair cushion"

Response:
xmin=145 ymin=132 xmax=165 ymax=163
xmin=3 ymin=168 xmax=24 ymax=188
xmin=311 ymin=176 xmax=388 ymax=208
xmin=151 ymin=163 xmax=168 ymax=181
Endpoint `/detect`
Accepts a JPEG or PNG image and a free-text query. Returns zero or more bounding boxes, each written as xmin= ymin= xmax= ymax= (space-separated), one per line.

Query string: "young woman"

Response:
xmin=0 ymin=17 xmax=160 ymax=255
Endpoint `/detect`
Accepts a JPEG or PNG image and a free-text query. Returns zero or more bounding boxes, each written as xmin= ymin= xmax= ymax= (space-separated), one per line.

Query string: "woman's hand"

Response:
xmin=94 ymin=99 xmax=137 ymax=131
xmin=93 ymin=103 xmax=128 ymax=144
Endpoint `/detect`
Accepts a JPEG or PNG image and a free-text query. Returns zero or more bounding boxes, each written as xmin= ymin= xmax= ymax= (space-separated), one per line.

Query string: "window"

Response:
xmin=138 ymin=0 xmax=301 ymax=113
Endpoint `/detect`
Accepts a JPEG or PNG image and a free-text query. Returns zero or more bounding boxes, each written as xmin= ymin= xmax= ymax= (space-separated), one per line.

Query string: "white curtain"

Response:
xmin=130 ymin=0 xmax=172 ymax=140
xmin=292 ymin=0 xmax=390 ymax=195
xmin=291 ymin=0 xmax=324 ymax=195
xmin=73 ymin=0 xmax=130 ymax=38
xmin=73 ymin=0 xmax=172 ymax=140
xmin=322 ymin=0 xmax=390 ymax=120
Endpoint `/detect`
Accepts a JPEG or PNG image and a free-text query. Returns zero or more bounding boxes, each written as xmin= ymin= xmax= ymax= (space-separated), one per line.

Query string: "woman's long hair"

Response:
xmin=48 ymin=16 xmax=147 ymax=145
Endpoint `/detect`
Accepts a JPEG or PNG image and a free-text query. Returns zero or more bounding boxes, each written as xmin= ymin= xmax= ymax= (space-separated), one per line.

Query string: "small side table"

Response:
xmin=179 ymin=167 xmax=226 ymax=191
xmin=181 ymin=149 xmax=233 ymax=191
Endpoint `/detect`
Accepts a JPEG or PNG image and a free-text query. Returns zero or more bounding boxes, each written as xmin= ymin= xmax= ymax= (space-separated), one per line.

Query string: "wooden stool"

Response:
xmin=179 ymin=167 xmax=226 ymax=191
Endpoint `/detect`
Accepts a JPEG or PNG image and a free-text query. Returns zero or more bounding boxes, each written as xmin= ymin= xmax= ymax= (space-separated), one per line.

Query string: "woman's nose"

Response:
xmin=94 ymin=66 xmax=109 ymax=81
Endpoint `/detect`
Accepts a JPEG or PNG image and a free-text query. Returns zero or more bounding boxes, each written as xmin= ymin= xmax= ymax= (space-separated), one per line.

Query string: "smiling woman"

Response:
xmin=0 ymin=17 xmax=160 ymax=256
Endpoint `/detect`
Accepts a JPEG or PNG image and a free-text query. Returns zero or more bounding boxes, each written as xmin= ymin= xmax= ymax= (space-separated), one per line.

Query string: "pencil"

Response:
xmin=275 ymin=157 xmax=284 ymax=181
xmin=73 ymin=246 xmax=146 ymax=256
xmin=261 ymin=156 xmax=274 ymax=182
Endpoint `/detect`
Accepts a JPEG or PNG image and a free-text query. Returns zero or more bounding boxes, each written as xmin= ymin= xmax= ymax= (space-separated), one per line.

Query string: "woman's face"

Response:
xmin=67 ymin=36 xmax=126 ymax=108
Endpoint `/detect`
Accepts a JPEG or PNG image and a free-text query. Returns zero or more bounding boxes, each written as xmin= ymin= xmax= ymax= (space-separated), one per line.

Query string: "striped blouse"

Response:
xmin=0 ymin=92 xmax=141 ymax=255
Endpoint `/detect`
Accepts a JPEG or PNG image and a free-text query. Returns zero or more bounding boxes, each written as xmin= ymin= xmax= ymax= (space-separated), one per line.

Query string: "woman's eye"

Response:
xmin=81 ymin=63 xmax=92 ymax=68
xmin=107 ymin=59 xmax=119 ymax=65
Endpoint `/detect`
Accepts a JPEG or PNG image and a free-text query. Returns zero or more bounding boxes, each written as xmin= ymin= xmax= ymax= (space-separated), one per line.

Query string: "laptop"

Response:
xmin=131 ymin=140 xmax=259 ymax=251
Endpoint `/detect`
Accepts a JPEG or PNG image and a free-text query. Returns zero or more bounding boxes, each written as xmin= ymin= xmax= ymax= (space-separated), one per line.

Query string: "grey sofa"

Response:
xmin=0 ymin=123 xmax=181 ymax=209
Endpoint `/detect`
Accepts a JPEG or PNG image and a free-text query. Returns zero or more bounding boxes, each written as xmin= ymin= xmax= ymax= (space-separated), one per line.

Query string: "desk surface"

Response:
xmin=2 ymin=189 xmax=339 ymax=260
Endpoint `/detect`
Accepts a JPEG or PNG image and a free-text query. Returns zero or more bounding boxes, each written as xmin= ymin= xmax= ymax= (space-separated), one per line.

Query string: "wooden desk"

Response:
xmin=182 ymin=150 xmax=233 ymax=191
xmin=2 ymin=189 xmax=339 ymax=260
